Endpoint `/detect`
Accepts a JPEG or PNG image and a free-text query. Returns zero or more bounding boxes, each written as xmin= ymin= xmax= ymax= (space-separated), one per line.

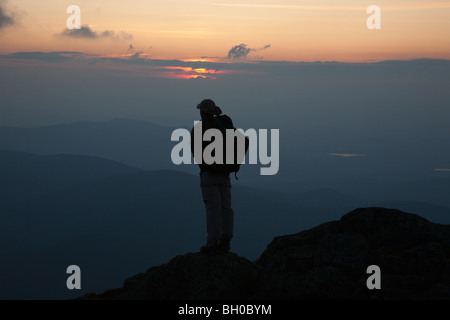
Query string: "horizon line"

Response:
xmin=1 ymin=50 xmax=450 ymax=64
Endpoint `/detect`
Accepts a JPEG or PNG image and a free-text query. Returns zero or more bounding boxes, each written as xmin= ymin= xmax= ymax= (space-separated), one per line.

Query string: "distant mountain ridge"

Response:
xmin=1 ymin=150 xmax=450 ymax=299
xmin=0 ymin=150 xmax=142 ymax=198
xmin=0 ymin=118 xmax=178 ymax=171
xmin=2 ymin=118 xmax=450 ymax=207
xmin=0 ymin=150 xmax=353 ymax=299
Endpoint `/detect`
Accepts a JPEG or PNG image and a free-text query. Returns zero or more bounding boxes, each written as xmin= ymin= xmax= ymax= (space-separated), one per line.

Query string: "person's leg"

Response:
xmin=219 ymin=183 xmax=234 ymax=248
xmin=201 ymin=184 xmax=222 ymax=246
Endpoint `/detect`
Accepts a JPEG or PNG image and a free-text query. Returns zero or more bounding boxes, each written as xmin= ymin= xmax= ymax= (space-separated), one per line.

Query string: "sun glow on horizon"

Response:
xmin=161 ymin=66 xmax=218 ymax=79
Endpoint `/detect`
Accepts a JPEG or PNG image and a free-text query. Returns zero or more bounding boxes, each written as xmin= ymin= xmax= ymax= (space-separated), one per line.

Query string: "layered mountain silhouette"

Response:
xmin=0 ymin=150 xmax=358 ymax=299
xmin=2 ymin=118 xmax=450 ymax=206
xmin=0 ymin=118 xmax=178 ymax=171
xmin=0 ymin=149 xmax=142 ymax=200
xmin=85 ymin=207 xmax=450 ymax=300
xmin=1 ymin=149 xmax=450 ymax=299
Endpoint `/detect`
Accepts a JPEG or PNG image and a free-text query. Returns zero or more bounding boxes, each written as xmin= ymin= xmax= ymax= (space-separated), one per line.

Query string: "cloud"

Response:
xmin=127 ymin=44 xmax=144 ymax=59
xmin=59 ymin=25 xmax=97 ymax=38
xmin=100 ymin=30 xmax=133 ymax=41
xmin=57 ymin=25 xmax=132 ymax=41
xmin=328 ymin=153 xmax=366 ymax=158
xmin=227 ymin=43 xmax=271 ymax=60
xmin=0 ymin=0 xmax=14 ymax=30
xmin=227 ymin=44 xmax=252 ymax=60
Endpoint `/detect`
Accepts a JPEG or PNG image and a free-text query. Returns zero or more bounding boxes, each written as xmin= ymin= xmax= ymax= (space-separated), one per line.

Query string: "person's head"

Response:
xmin=197 ymin=99 xmax=222 ymax=120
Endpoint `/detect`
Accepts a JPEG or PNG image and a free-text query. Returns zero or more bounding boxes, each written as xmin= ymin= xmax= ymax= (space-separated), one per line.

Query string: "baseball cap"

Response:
xmin=197 ymin=99 xmax=222 ymax=115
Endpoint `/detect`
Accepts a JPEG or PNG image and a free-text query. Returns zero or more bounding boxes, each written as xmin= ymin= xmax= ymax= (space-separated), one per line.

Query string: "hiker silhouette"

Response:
xmin=190 ymin=99 xmax=247 ymax=254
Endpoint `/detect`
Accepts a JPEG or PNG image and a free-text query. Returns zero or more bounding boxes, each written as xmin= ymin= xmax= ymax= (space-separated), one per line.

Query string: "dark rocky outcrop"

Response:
xmin=86 ymin=252 xmax=260 ymax=300
xmin=84 ymin=208 xmax=450 ymax=299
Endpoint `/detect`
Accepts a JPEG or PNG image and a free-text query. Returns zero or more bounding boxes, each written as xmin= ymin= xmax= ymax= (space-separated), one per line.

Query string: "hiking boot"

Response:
xmin=219 ymin=238 xmax=231 ymax=252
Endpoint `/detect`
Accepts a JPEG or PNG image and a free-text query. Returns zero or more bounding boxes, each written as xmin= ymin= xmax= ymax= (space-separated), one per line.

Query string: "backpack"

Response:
xmin=202 ymin=115 xmax=249 ymax=179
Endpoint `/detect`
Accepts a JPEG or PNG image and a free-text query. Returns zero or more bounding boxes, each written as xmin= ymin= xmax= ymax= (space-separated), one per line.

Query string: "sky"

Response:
xmin=1 ymin=0 xmax=450 ymax=62
xmin=2 ymin=1 xmax=450 ymax=302
xmin=0 ymin=0 xmax=449 ymax=182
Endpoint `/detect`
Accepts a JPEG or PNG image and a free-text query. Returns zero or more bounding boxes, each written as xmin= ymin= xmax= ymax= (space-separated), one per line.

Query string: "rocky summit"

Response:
xmin=84 ymin=207 xmax=450 ymax=299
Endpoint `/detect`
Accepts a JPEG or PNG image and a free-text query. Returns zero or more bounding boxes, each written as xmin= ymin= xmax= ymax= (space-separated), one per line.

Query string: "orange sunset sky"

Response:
xmin=1 ymin=0 xmax=450 ymax=62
